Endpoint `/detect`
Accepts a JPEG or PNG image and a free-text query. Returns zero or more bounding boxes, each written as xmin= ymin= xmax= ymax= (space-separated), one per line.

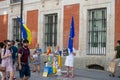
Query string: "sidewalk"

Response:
xmin=14 ymin=63 xmax=120 ymax=80
xmin=0 ymin=63 xmax=120 ymax=80
xmin=20 ymin=68 xmax=120 ymax=80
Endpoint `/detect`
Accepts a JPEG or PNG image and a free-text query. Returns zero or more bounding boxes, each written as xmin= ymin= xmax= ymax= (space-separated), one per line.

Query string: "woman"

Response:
xmin=0 ymin=42 xmax=4 ymax=77
xmin=64 ymin=48 xmax=76 ymax=78
xmin=1 ymin=41 xmax=14 ymax=80
xmin=32 ymin=44 xmax=42 ymax=73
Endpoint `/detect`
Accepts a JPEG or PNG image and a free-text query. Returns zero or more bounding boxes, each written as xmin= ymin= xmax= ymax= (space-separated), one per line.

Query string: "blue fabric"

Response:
xmin=17 ymin=17 xmax=32 ymax=44
xmin=17 ymin=17 xmax=27 ymax=40
xmin=68 ymin=16 xmax=75 ymax=53
xmin=21 ymin=26 xmax=28 ymax=40
xmin=37 ymin=48 xmax=42 ymax=53
xmin=44 ymin=66 xmax=53 ymax=74
xmin=47 ymin=66 xmax=53 ymax=74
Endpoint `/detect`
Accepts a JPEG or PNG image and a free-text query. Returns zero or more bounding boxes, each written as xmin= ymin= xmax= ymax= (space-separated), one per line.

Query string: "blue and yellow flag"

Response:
xmin=68 ymin=16 xmax=75 ymax=53
xmin=17 ymin=17 xmax=32 ymax=44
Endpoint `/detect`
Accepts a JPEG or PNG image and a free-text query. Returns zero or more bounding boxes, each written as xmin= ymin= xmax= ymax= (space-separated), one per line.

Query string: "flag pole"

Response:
xmin=20 ymin=0 xmax=23 ymax=21
xmin=20 ymin=0 xmax=23 ymax=45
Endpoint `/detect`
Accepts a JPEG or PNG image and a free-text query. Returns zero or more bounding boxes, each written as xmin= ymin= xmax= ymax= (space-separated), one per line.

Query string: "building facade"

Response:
xmin=0 ymin=0 xmax=120 ymax=70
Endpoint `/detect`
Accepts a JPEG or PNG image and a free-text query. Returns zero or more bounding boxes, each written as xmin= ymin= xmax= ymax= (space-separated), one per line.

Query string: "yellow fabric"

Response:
xmin=52 ymin=66 xmax=57 ymax=74
xmin=58 ymin=54 xmax=62 ymax=67
xmin=23 ymin=24 xmax=32 ymax=44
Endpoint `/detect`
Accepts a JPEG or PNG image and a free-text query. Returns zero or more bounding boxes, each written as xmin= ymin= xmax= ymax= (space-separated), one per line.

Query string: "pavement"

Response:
xmin=0 ymin=62 xmax=120 ymax=80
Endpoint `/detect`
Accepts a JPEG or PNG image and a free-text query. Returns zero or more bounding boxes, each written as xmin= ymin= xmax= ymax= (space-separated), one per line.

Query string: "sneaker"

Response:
xmin=118 ymin=63 xmax=120 ymax=67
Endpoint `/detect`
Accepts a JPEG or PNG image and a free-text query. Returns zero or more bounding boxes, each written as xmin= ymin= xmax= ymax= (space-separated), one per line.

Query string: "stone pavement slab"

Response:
xmin=11 ymin=68 xmax=119 ymax=80
xmin=0 ymin=62 xmax=120 ymax=80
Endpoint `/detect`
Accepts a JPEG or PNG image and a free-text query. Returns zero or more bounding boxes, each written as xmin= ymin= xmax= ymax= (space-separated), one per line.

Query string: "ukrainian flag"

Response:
xmin=17 ymin=17 xmax=32 ymax=44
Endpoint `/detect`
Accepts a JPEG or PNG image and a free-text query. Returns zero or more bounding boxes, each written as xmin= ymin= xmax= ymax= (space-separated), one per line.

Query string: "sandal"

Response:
xmin=32 ymin=70 xmax=36 ymax=72
xmin=38 ymin=71 xmax=40 ymax=73
xmin=13 ymin=77 xmax=16 ymax=80
xmin=65 ymin=74 xmax=69 ymax=77
xmin=69 ymin=75 xmax=74 ymax=78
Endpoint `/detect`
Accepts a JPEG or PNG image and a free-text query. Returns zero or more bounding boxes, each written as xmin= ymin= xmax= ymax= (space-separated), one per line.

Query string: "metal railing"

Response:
xmin=10 ymin=0 xmax=21 ymax=4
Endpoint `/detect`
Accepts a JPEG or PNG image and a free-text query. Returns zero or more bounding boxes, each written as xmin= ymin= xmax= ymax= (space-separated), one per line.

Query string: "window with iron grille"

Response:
xmin=10 ymin=0 xmax=20 ymax=4
xmin=88 ymin=8 xmax=107 ymax=55
xmin=12 ymin=18 xmax=20 ymax=40
xmin=44 ymin=14 xmax=57 ymax=52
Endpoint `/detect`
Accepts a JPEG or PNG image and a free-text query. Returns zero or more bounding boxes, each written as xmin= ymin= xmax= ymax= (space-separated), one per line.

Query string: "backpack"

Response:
xmin=63 ymin=48 xmax=69 ymax=56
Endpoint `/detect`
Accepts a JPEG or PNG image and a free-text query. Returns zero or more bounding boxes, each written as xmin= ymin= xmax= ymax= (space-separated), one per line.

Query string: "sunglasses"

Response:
xmin=7 ymin=44 xmax=11 ymax=46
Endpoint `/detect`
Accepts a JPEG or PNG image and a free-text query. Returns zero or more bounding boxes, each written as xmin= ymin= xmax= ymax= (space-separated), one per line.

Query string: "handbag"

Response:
xmin=63 ymin=48 xmax=69 ymax=56
xmin=108 ymin=61 xmax=115 ymax=73
xmin=0 ymin=66 xmax=6 ymax=72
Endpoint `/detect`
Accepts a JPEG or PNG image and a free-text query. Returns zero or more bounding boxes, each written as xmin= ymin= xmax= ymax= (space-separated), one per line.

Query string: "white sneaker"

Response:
xmin=0 ymin=71 xmax=2 ymax=77
xmin=118 ymin=62 xmax=120 ymax=66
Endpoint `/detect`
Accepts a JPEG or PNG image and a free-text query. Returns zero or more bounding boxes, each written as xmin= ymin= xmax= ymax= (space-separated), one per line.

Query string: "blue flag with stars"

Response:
xmin=68 ymin=16 xmax=75 ymax=53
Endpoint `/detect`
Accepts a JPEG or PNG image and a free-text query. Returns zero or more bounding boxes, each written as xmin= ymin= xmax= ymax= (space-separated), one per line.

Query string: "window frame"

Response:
xmin=12 ymin=18 xmax=20 ymax=40
xmin=87 ymin=8 xmax=107 ymax=55
xmin=44 ymin=13 xmax=58 ymax=52
xmin=10 ymin=0 xmax=21 ymax=4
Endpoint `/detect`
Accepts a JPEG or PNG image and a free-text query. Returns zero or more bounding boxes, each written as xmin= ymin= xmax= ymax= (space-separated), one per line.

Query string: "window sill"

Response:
xmin=10 ymin=2 xmax=21 ymax=6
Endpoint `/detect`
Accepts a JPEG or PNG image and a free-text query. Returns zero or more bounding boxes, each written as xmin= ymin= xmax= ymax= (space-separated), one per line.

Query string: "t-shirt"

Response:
xmin=10 ymin=46 xmax=18 ymax=60
xmin=36 ymin=48 xmax=42 ymax=53
xmin=18 ymin=47 xmax=30 ymax=64
xmin=33 ymin=54 xmax=38 ymax=58
xmin=115 ymin=46 xmax=120 ymax=59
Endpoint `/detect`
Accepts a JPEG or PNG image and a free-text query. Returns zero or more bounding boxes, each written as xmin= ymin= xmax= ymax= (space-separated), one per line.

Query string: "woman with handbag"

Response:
xmin=1 ymin=40 xmax=14 ymax=80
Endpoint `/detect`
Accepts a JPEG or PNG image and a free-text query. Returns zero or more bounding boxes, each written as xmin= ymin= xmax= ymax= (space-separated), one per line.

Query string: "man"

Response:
xmin=10 ymin=40 xmax=18 ymax=65
xmin=10 ymin=40 xmax=18 ymax=79
xmin=64 ymin=48 xmax=76 ymax=78
xmin=111 ymin=40 xmax=120 ymax=77
xmin=18 ymin=40 xmax=31 ymax=80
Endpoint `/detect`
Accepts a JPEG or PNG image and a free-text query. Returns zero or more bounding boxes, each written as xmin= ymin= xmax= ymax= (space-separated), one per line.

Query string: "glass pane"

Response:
xmin=88 ymin=8 xmax=107 ymax=55
xmin=44 ymin=14 xmax=57 ymax=51
xmin=12 ymin=18 xmax=20 ymax=40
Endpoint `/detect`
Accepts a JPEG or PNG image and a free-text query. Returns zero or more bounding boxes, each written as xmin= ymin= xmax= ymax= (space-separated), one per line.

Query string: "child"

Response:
xmin=53 ymin=46 xmax=62 ymax=75
xmin=32 ymin=44 xmax=42 ymax=73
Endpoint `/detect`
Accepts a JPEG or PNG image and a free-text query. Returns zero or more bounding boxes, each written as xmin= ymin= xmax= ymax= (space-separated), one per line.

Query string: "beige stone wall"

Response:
xmin=0 ymin=0 xmax=116 ymax=70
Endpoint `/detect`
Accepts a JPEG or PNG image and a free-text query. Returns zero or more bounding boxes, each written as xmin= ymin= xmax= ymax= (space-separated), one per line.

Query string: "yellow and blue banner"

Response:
xmin=68 ymin=16 xmax=75 ymax=53
xmin=17 ymin=17 xmax=32 ymax=44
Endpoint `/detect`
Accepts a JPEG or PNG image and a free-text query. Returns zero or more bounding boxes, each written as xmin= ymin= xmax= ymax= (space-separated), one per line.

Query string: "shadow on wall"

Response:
xmin=87 ymin=64 xmax=104 ymax=70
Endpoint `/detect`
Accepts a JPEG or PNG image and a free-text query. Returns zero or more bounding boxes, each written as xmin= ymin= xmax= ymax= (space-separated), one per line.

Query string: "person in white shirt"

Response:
xmin=64 ymin=48 xmax=76 ymax=78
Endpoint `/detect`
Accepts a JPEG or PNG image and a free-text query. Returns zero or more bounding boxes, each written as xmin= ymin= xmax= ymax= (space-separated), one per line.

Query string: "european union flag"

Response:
xmin=68 ymin=16 xmax=75 ymax=53
xmin=17 ymin=17 xmax=32 ymax=44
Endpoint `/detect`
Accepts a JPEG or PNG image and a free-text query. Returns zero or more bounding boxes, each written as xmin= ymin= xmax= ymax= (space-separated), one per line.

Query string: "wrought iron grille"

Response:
xmin=44 ymin=14 xmax=57 ymax=51
xmin=12 ymin=18 xmax=20 ymax=40
xmin=88 ymin=8 xmax=107 ymax=55
xmin=10 ymin=0 xmax=20 ymax=4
